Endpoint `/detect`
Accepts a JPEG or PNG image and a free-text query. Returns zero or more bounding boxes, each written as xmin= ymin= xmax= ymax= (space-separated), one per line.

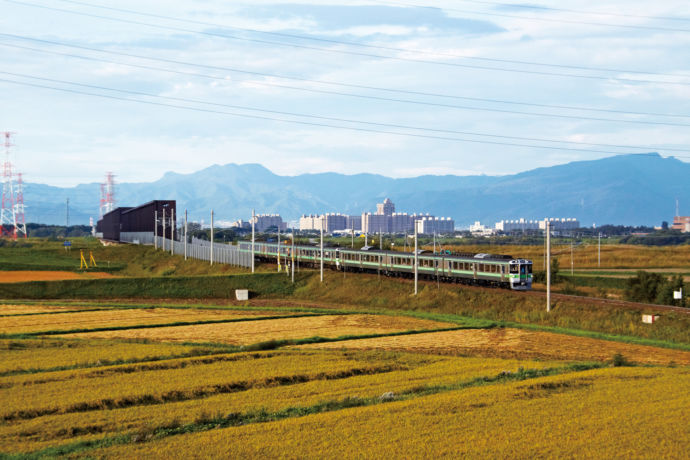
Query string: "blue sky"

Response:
xmin=1 ymin=0 xmax=689 ymax=186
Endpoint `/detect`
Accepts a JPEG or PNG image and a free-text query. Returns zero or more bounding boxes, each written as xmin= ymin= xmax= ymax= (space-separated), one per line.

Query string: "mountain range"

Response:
xmin=23 ymin=153 xmax=689 ymax=227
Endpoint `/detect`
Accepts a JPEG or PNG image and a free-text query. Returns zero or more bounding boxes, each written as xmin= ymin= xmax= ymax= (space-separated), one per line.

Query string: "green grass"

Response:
xmin=0 ymin=273 xmax=303 ymax=300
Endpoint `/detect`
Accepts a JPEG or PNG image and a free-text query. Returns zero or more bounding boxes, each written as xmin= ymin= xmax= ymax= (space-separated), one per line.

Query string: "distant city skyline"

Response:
xmin=2 ymin=1 xmax=689 ymax=187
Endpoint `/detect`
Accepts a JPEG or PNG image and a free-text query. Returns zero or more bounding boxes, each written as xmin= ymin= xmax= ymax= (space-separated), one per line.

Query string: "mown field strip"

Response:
xmin=0 ymin=271 xmax=116 ymax=283
xmin=0 ymin=308 xmax=306 ymax=335
xmin=0 ymin=350 xmax=404 ymax=422
xmin=58 ymin=314 xmax=452 ymax=344
xmin=0 ymin=354 xmax=572 ymax=455
xmin=0 ymin=338 xmax=229 ymax=376
xmin=299 ymin=327 xmax=690 ymax=365
xmin=79 ymin=366 xmax=690 ymax=459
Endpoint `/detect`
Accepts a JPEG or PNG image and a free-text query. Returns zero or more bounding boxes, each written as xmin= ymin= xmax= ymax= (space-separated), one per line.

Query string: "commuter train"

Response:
xmin=239 ymin=242 xmax=532 ymax=290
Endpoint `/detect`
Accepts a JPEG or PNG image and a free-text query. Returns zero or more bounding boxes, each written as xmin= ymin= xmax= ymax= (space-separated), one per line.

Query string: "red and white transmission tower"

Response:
xmin=1 ymin=132 xmax=26 ymax=239
xmin=99 ymin=172 xmax=116 ymax=217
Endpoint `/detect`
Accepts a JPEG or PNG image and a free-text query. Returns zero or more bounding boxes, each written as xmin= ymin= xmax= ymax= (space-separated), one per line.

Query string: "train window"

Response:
xmin=527 ymin=265 xmax=532 ymax=274
xmin=501 ymin=266 xmax=505 ymax=274
xmin=510 ymin=265 xmax=518 ymax=274
xmin=520 ymin=266 xmax=526 ymax=275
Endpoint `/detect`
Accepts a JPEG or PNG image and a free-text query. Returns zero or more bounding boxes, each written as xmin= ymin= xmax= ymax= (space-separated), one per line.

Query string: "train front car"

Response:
xmin=508 ymin=259 xmax=532 ymax=290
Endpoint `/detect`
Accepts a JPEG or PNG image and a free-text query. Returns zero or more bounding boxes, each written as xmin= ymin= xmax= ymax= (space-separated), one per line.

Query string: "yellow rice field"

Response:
xmin=0 ymin=352 xmax=558 ymax=453
xmin=0 ymin=338 xmax=217 ymax=374
xmin=0 ymin=307 xmax=290 ymax=334
xmin=60 ymin=314 xmax=449 ymax=344
xmin=88 ymin=366 xmax=690 ymax=459
xmin=0 ymin=304 xmax=94 ymax=315
xmin=299 ymin=327 xmax=690 ymax=365
xmin=0 ymin=350 xmax=401 ymax=420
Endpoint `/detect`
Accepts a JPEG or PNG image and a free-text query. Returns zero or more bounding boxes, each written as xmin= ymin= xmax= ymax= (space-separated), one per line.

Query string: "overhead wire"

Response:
xmin=2 ymin=37 xmax=690 ymax=128
xmin=0 ymin=71 xmax=687 ymax=157
xmin=40 ymin=0 xmax=690 ymax=80
xmin=4 ymin=0 xmax=690 ymax=87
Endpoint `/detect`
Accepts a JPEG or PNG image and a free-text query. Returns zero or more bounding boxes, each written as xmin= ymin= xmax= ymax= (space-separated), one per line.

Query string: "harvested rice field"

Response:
xmin=1 ymin=300 xmax=688 ymax=458
xmin=0 ymin=338 xmax=221 ymax=375
xmin=0 ymin=307 xmax=297 ymax=334
xmin=61 ymin=314 xmax=450 ymax=344
xmin=89 ymin=366 xmax=690 ymax=459
xmin=0 ymin=271 xmax=116 ymax=283
xmin=299 ymin=327 xmax=690 ymax=365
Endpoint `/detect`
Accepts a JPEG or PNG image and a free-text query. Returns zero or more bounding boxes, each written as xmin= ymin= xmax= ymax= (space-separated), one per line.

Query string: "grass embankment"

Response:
xmin=292 ymin=272 xmax=690 ymax=346
xmin=0 ymin=273 xmax=301 ymax=300
xmin=0 ymin=238 xmax=266 ymax=277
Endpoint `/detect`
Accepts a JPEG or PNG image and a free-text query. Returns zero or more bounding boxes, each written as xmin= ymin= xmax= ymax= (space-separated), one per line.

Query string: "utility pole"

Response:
xmin=291 ymin=230 xmax=295 ymax=283
xmin=251 ymin=209 xmax=255 ymax=273
xmin=210 ymin=209 xmax=214 ymax=266
xmin=546 ymin=221 xmax=551 ymax=313
xmin=379 ymin=229 xmax=382 ymax=250
xmin=154 ymin=210 xmax=158 ymax=249
xmin=184 ymin=209 xmax=187 ymax=260
xmin=571 ymin=240 xmax=574 ymax=275
xmin=598 ymin=232 xmax=601 ymax=268
xmin=162 ymin=208 xmax=166 ymax=252
xmin=170 ymin=208 xmax=174 ymax=256
xmin=320 ymin=220 xmax=324 ymax=282
xmin=277 ymin=225 xmax=281 ymax=272
xmin=351 ymin=227 xmax=354 ymax=248
xmin=414 ymin=220 xmax=418 ymax=296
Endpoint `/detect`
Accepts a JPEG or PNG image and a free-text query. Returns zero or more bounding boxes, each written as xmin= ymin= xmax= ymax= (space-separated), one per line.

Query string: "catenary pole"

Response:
xmin=598 ymin=232 xmax=601 ymax=268
xmin=291 ymin=230 xmax=295 ymax=283
xmin=170 ymin=208 xmax=174 ymax=256
xmin=546 ymin=221 xmax=551 ymax=312
xmin=571 ymin=240 xmax=574 ymax=275
xmin=162 ymin=208 xmax=166 ymax=252
xmin=414 ymin=220 xmax=418 ymax=296
xmin=251 ymin=209 xmax=255 ymax=273
xmin=320 ymin=220 xmax=324 ymax=282
xmin=154 ymin=210 xmax=158 ymax=249
xmin=210 ymin=209 xmax=214 ymax=266
xmin=184 ymin=209 xmax=187 ymax=260
xmin=277 ymin=225 xmax=281 ymax=272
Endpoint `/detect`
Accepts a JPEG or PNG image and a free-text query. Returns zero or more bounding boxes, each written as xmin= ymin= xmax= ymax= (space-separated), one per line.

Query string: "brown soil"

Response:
xmin=0 ymin=271 xmax=116 ymax=283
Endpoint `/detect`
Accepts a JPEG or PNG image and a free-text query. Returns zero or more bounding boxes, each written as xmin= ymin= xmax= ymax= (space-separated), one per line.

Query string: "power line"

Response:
xmin=3 ymin=69 xmax=688 ymax=152
xmin=3 ymin=38 xmax=690 ymax=128
xmin=5 ymin=0 xmax=690 ymax=87
xmin=42 ymin=0 xmax=690 ymax=80
xmin=368 ymin=0 xmax=690 ymax=33
xmin=2 ymin=75 xmax=687 ymax=158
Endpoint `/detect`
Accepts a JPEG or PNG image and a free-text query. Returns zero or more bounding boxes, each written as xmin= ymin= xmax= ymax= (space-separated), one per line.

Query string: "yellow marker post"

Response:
xmin=79 ymin=250 xmax=88 ymax=270
xmin=89 ymin=251 xmax=97 ymax=267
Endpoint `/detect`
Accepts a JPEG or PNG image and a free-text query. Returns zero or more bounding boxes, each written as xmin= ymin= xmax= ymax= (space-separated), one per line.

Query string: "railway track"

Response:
xmin=523 ymin=290 xmax=690 ymax=314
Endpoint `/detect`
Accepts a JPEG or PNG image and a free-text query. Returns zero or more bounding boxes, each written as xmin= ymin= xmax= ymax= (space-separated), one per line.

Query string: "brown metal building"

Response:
xmin=97 ymin=200 xmax=176 ymax=241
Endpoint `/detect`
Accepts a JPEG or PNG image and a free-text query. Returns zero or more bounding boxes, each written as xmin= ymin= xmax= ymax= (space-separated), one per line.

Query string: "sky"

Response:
xmin=1 ymin=0 xmax=690 ymax=187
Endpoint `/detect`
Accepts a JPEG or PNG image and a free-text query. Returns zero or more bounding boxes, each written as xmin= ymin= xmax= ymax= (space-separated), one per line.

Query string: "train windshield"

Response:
xmin=510 ymin=264 xmax=519 ymax=274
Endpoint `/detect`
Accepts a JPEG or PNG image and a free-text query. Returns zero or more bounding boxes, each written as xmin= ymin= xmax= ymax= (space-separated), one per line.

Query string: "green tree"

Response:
xmin=625 ymin=271 xmax=668 ymax=303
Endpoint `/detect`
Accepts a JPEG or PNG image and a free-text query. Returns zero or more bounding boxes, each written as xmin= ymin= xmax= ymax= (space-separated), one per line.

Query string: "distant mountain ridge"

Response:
xmin=24 ymin=153 xmax=690 ymax=227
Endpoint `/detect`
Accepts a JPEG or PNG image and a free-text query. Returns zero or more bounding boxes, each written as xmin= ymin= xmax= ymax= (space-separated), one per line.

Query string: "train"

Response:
xmin=239 ymin=241 xmax=533 ymax=290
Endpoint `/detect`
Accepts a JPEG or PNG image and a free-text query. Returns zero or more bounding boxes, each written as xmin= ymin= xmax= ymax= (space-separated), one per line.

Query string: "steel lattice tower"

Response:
xmin=1 ymin=131 xmax=26 ymax=239
xmin=99 ymin=172 xmax=116 ymax=217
